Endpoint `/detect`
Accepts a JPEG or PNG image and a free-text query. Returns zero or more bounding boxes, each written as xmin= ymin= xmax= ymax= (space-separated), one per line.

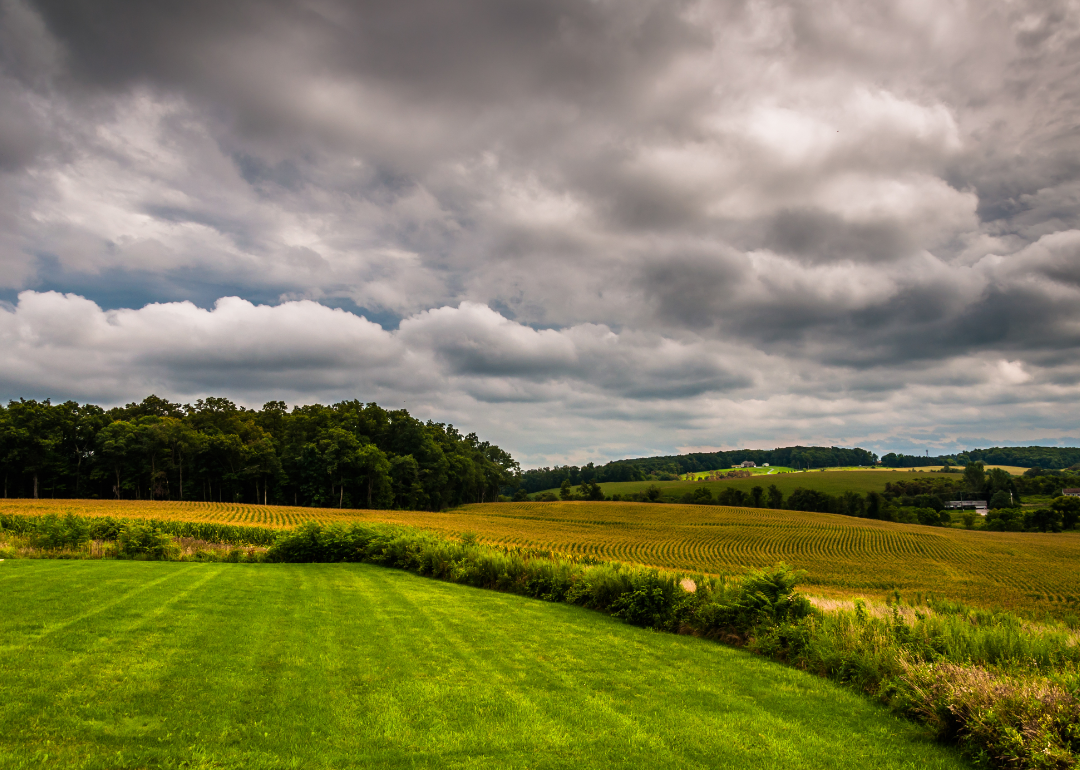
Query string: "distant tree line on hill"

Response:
xmin=543 ymin=461 xmax=1080 ymax=533
xmin=520 ymin=445 xmax=878 ymax=493
xmin=1019 ymin=467 xmax=1080 ymax=491
xmin=754 ymin=463 xmax=1078 ymax=532
xmin=880 ymin=446 xmax=1080 ymax=469
xmin=0 ymin=396 xmax=519 ymax=510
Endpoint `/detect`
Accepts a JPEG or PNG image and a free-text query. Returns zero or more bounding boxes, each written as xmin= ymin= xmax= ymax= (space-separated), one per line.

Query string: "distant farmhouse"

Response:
xmin=739 ymin=461 xmax=756 ymax=468
xmin=1064 ymin=488 xmax=1080 ymax=497
xmin=945 ymin=499 xmax=988 ymax=514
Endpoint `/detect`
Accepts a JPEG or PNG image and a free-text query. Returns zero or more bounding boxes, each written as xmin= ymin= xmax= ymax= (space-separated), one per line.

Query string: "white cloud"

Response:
xmin=3 ymin=291 xmax=1080 ymax=466
xmin=0 ymin=292 xmax=405 ymax=398
xmin=1 ymin=0 xmax=1080 ymax=462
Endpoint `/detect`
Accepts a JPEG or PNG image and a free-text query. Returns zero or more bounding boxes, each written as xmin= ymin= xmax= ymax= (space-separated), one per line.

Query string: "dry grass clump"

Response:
xmin=809 ymin=596 xmax=926 ymax=624
xmin=174 ymin=537 xmax=267 ymax=560
xmin=896 ymin=657 xmax=1080 ymax=769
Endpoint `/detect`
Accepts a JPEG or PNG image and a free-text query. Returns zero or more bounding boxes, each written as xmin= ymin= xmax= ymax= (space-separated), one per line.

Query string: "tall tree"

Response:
xmin=316 ymin=428 xmax=361 ymax=508
xmin=152 ymin=417 xmax=204 ymax=500
xmin=96 ymin=420 xmax=139 ymax=499
xmin=61 ymin=402 xmax=107 ymax=497
xmin=356 ymin=443 xmax=392 ymax=508
xmin=963 ymin=461 xmax=986 ymax=494
xmin=6 ymin=400 xmax=63 ymax=498
xmin=0 ymin=395 xmax=519 ymax=510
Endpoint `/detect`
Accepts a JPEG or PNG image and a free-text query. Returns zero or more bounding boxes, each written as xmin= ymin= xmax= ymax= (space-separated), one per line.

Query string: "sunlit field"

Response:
xmin=546 ymin=467 xmax=1030 ymax=500
xmin=4 ymin=498 xmax=1078 ymax=617
xmin=540 ymin=469 xmax=968 ymax=500
xmin=0 ymin=560 xmax=969 ymax=770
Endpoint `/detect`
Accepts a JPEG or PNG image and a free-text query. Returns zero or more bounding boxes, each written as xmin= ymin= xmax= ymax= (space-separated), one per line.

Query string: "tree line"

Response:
xmin=0 ymin=396 xmax=519 ymax=510
xmin=880 ymin=446 xmax=1080 ymax=469
xmin=546 ymin=461 xmax=1080 ymax=533
xmin=520 ymin=445 xmax=878 ymax=493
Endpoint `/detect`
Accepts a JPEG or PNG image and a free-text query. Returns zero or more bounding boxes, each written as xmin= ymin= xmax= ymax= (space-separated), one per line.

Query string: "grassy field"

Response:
xmin=683 ymin=466 xmax=797 ymax=478
xmin=0 ymin=560 xmax=968 ymax=770
xmin=542 ymin=470 xmax=950 ymax=500
xmin=4 ymin=498 xmax=1080 ymax=617
xmin=546 ymin=466 xmax=1030 ymax=500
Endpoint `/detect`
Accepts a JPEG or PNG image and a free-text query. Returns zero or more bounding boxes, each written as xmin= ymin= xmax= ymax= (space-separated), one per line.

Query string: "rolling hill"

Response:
xmin=4 ymin=498 xmax=1078 ymax=616
xmin=0 ymin=560 xmax=969 ymax=769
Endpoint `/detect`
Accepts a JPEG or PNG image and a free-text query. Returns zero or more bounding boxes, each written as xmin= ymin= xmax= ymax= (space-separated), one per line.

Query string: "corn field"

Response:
xmin=3 ymin=498 xmax=1078 ymax=616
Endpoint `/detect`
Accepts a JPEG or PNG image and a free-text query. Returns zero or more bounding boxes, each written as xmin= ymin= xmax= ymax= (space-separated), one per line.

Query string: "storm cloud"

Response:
xmin=2 ymin=0 xmax=1079 ymax=464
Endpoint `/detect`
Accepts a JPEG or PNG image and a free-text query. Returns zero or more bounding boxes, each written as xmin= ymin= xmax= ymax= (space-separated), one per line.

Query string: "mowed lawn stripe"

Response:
xmin=0 ymin=560 xmax=968 ymax=770
xmin=362 ymin=570 xmax=580 ymax=762
xmin=0 ymin=562 xmax=205 ymax=653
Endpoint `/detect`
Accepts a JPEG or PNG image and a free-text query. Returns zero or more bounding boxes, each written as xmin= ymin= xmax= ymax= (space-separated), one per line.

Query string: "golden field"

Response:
xmin=3 ymin=498 xmax=1078 ymax=616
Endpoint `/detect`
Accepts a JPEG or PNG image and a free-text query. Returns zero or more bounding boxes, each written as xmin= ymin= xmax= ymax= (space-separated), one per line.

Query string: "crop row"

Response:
xmin=2 ymin=498 xmax=1078 ymax=615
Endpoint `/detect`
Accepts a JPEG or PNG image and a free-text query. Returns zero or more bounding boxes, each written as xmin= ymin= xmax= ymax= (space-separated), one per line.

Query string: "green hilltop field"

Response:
xmin=0 ymin=560 xmax=968 ymax=770
xmin=537 ymin=469 xmax=952 ymax=500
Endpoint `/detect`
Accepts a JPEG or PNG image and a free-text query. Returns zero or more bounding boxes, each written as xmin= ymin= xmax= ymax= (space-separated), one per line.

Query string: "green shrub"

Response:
xmin=1024 ymin=508 xmax=1063 ymax=533
xmin=609 ymin=572 xmax=691 ymax=631
xmin=916 ymin=507 xmax=940 ymax=526
xmin=610 ymin=586 xmax=671 ymax=628
xmin=986 ymin=508 xmax=1025 ymax=532
xmin=734 ymin=563 xmax=813 ymax=626
xmin=0 ymin=513 xmax=276 ymax=547
xmin=989 ymin=490 xmax=1013 ymax=510
xmin=30 ymin=514 xmax=91 ymax=551
xmin=117 ymin=523 xmax=179 ymax=560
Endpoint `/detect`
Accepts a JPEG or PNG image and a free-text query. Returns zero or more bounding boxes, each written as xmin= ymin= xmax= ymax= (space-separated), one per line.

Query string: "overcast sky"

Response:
xmin=2 ymin=0 xmax=1079 ymax=466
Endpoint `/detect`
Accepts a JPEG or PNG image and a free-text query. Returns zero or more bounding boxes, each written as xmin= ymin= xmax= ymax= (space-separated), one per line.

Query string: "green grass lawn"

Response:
xmin=541 ymin=470 xmax=940 ymax=500
xmin=0 ymin=560 xmax=969 ymax=770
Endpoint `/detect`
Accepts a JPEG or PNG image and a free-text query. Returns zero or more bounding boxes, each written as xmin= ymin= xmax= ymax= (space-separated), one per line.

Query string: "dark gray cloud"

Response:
xmin=2 ymin=0 xmax=1080 ymax=464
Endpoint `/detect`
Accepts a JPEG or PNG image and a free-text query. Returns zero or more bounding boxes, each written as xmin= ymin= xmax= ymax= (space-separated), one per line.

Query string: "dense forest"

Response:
xmin=0 ymin=397 xmax=518 ymax=510
xmin=520 ymin=446 xmax=878 ymax=493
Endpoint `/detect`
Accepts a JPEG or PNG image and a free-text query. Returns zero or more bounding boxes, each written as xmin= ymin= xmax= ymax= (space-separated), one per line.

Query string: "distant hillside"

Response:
xmin=881 ymin=446 xmax=1080 ymax=470
xmin=522 ymin=444 xmax=1080 ymax=493
xmin=520 ymin=445 xmax=876 ymax=493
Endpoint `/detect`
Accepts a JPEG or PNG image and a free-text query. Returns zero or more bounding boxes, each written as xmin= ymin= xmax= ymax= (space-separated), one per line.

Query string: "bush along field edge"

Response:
xmin=0 ymin=511 xmax=275 ymax=560
xmin=2 ymin=513 xmax=1078 ymax=769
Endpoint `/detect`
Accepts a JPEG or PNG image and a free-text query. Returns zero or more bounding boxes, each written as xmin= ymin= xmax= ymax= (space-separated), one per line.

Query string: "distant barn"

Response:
xmin=945 ymin=500 xmax=988 ymax=514
xmin=1064 ymin=488 xmax=1080 ymax=497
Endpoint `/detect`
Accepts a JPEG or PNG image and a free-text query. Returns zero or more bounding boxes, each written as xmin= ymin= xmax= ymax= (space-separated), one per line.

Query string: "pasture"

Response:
xmin=4 ymin=499 xmax=1080 ymax=616
xmin=890 ymin=465 xmax=1028 ymax=475
xmin=0 ymin=560 xmax=968 ymax=770
xmin=683 ymin=466 xmax=796 ymax=478
xmin=543 ymin=470 xmax=945 ymax=501
xmin=543 ymin=467 xmax=1029 ymax=500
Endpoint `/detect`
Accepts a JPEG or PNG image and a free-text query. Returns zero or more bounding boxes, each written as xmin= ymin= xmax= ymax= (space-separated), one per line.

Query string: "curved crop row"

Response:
xmin=2 ymin=498 xmax=1078 ymax=615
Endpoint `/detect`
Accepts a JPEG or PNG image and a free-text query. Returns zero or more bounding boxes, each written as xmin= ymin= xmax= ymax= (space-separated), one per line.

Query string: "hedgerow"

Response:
xmin=0 ymin=512 xmax=277 ymax=547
